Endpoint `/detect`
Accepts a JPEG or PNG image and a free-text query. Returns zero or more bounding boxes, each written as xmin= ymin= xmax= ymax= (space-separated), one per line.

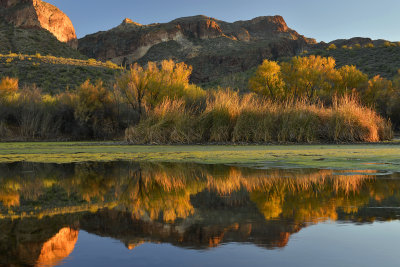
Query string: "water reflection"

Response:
xmin=0 ymin=162 xmax=399 ymax=266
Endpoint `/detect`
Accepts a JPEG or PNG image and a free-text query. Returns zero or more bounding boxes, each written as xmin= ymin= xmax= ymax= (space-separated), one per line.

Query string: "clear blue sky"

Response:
xmin=47 ymin=0 xmax=400 ymax=42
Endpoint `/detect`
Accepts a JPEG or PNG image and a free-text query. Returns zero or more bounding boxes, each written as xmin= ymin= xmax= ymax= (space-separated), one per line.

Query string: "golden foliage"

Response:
xmin=249 ymin=60 xmax=285 ymax=100
xmin=0 ymin=77 xmax=18 ymax=99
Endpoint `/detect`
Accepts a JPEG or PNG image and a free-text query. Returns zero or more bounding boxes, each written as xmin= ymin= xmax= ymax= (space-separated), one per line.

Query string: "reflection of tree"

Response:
xmin=118 ymin=163 xmax=208 ymax=222
xmin=1 ymin=162 xmax=400 ymax=225
xmin=0 ymin=180 xmax=20 ymax=207
xmin=1 ymin=163 xmax=400 ymax=265
xmin=70 ymin=163 xmax=120 ymax=202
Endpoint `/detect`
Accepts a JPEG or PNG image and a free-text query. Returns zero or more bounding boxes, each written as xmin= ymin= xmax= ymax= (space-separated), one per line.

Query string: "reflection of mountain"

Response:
xmin=0 ymin=214 xmax=80 ymax=266
xmin=79 ymin=201 xmax=302 ymax=250
xmin=0 ymin=162 xmax=400 ymax=265
xmin=37 ymin=227 xmax=78 ymax=267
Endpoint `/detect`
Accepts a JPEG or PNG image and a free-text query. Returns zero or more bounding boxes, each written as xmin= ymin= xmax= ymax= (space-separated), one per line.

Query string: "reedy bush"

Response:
xmin=126 ymin=90 xmax=392 ymax=144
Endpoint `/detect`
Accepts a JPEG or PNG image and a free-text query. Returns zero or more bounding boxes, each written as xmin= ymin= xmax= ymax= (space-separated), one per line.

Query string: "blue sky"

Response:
xmin=47 ymin=0 xmax=400 ymax=42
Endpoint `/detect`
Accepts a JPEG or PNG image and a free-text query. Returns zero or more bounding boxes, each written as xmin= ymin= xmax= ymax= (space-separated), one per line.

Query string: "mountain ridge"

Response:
xmin=78 ymin=14 xmax=315 ymax=83
xmin=2 ymin=1 xmax=400 ymax=87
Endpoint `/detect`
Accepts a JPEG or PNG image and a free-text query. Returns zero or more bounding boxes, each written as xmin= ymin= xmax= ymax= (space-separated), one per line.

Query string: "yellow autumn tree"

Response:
xmin=146 ymin=59 xmax=203 ymax=107
xmin=363 ymin=76 xmax=392 ymax=105
xmin=337 ymin=65 xmax=368 ymax=94
xmin=75 ymin=80 xmax=114 ymax=138
xmin=0 ymin=77 xmax=18 ymax=100
xmin=362 ymin=76 xmax=394 ymax=118
xmin=280 ymin=56 xmax=340 ymax=99
xmin=117 ymin=60 xmax=204 ymax=113
xmin=248 ymin=59 xmax=286 ymax=100
xmin=117 ymin=63 xmax=150 ymax=116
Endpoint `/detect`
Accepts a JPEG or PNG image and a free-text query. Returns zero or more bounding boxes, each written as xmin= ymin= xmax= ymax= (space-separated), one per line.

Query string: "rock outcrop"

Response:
xmin=78 ymin=15 xmax=316 ymax=83
xmin=0 ymin=0 xmax=78 ymax=48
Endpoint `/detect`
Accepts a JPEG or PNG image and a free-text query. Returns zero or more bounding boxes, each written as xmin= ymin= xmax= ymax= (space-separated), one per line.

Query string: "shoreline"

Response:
xmin=0 ymin=142 xmax=399 ymax=172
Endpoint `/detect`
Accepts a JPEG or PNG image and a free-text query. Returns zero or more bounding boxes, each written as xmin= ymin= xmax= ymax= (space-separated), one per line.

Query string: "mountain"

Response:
xmin=78 ymin=15 xmax=316 ymax=83
xmin=0 ymin=0 xmax=77 ymax=47
xmin=2 ymin=0 xmax=399 ymax=88
xmin=0 ymin=0 xmax=84 ymax=59
xmin=0 ymin=0 xmax=123 ymax=92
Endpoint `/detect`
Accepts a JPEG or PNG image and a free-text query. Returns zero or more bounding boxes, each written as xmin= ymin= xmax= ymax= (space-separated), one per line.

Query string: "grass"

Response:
xmin=126 ymin=91 xmax=393 ymax=144
xmin=0 ymin=142 xmax=400 ymax=172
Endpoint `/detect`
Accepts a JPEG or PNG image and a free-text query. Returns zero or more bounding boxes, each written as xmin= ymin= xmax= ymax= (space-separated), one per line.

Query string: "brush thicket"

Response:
xmin=125 ymin=90 xmax=393 ymax=144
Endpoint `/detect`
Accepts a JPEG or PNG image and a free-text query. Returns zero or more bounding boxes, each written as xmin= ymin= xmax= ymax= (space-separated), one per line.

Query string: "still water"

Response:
xmin=1 ymin=162 xmax=400 ymax=266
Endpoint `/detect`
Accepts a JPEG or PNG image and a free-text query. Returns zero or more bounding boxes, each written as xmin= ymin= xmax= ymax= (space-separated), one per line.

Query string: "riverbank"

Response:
xmin=1 ymin=142 xmax=400 ymax=172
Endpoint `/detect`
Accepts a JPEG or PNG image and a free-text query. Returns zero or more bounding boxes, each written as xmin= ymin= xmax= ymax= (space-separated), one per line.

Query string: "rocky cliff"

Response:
xmin=0 ymin=0 xmax=78 ymax=48
xmin=78 ymin=15 xmax=316 ymax=83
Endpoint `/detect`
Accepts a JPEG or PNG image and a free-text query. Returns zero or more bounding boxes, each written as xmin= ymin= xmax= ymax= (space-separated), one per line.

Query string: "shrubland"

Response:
xmin=0 ymin=56 xmax=397 ymax=143
xmin=0 ymin=53 xmax=121 ymax=92
xmin=308 ymin=43 xmax=400 ymax=79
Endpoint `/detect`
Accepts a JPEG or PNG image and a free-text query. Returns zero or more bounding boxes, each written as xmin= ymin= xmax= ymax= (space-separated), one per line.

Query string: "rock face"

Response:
xmin=0 ymin=0 xmax=78 ymax=48
xmin=78 ymin=15 xmax=316 ymax=83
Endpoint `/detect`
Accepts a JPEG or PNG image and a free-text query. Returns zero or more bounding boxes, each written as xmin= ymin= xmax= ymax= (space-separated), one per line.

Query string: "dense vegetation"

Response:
xmin=248 ymin=55 xmax=400 ymax=127
xmin=126 ymin=92 xmax=391 ymax=143
xmin=0 ymin=55 xmax=397 ymax=142
xmin=0 ymin=77 xmax=135 ymax=140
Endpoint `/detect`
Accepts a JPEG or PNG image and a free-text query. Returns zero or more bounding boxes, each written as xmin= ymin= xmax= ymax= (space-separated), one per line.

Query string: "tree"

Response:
xmin=117 ymin=60 xmax=204 ymax=114
xmin=327 ymin=44 xmax=337 ymax=50
xmin=146 ymin=60 xmax=194 ymax=107
xmin=75 ymin=80 xmax=114 ymax=138
xmin=383 ymin=41 xmax=396 ymax=48
xmin=337 ymin=65 xmax=368 ymax=95
xmin=363 ymin=76 xmax=393 ymax=106
xmin=248 ymin=60 xmax=285 ymax=100
xmin=280 ymin=56 xmax=340 ymax=99
xmin=0 ymin=77 xmax=18 ymax=100
xmin=116 ymin=63 xmax=150 ymax=117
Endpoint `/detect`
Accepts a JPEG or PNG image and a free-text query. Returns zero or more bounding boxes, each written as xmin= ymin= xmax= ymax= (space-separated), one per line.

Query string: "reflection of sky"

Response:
xmin=61 ymin=222 xmax=400 ymax=267
xmin=46 ymin=0 xmax=400 ymax=42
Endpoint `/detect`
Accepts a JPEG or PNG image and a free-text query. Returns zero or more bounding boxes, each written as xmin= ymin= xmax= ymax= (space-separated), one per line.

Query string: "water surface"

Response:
xmin=1 ymin=162 xmax=399 ymax=266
